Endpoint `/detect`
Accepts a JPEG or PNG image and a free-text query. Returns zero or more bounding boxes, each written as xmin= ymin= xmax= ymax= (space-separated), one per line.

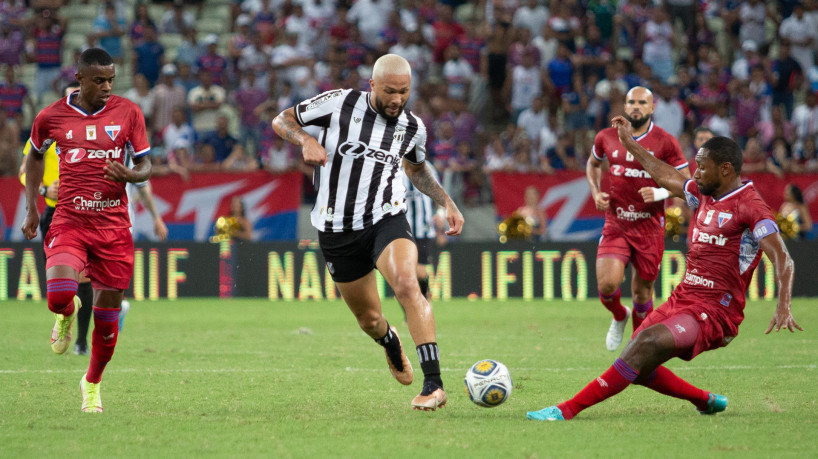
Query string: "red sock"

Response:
xmin=640 ymin=365 xmax=710 ymax=410
xmin=632 ymin=299 xmax=654 ymax=331
xmin=86 ymin=307 xmax=119 ymax=384
xmin=46 ymin=278 xmax=78 ymax=315
xmin=600 ymin=288 xmax=627 ymax=321
xmin=558 ymin=358 xmax=638 ymax=420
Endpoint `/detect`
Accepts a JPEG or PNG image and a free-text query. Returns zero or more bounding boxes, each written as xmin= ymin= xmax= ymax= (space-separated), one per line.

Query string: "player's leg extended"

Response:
xmin=632 ymin=314 xmax=724 ymax=414
xmin=81 ymin=288 xmax=123 ymax=413
xmin=596 ymin=256 xmax=631 ymax=351
xmin=528 ymin=323 xmax=676 ymax=421
xmin=45 ymin=261 xmax=83 ymax=354
xmin=630 ymin=271 xmax=655 ymax=332
xmin=335 ymin=272 xmax=414 ymax=386
xmin=376 ymin=238 xmax=446 ymax=411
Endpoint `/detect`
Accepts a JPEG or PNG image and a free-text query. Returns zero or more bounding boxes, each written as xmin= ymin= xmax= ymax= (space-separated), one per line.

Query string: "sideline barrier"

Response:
xmin=1 ymin=241 xmax=814 ymax=300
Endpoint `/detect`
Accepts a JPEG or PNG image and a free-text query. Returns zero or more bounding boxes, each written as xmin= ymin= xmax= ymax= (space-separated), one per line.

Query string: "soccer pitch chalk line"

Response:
xmin=1 ymin=364 xmax=815 ymax=374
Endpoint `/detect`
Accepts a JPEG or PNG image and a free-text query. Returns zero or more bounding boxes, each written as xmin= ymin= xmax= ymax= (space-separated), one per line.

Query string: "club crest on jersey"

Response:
xmin=393 ymin=127 xmax=406 ymax=143
xmin=86 ymin=125 xmax=96 ymax=140
xmin=105 ymin=125 xmax=121 ymax=141
xmin=717 ymin=212 xmax=733 ymax=228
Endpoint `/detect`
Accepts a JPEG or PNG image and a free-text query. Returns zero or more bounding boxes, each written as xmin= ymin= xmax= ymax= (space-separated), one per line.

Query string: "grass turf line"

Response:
xmin=0 ymin=298 xmax=815 ymax=458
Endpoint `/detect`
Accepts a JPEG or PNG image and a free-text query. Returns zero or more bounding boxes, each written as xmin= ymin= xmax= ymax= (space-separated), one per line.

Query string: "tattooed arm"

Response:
xmin=272 ymin=107 xmax=327 ymax=166
xmin=404 ymin=160 xmax=464 ymax=236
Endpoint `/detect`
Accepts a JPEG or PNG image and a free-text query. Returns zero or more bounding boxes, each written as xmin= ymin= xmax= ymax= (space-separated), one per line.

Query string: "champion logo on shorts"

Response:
xmin=326 ymin=262 xmax=334 ymax=274
xmin=48 ymin=237 xmax=56 ymax=248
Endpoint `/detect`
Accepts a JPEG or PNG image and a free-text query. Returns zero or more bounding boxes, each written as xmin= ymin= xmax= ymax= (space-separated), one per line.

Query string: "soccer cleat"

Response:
xmin=605 ymin=306 xmax=632 ymax=351
xmin=698 ymin=393 xmax=728 ymax=415
xmin=80 ymin=374 xmax=103 ymax=413
xmin=74 ymin=343 xmax=88 ymax=356
xmin=411 ymin=387 xmax=447 ymax=411
xmin=526 ymin=405 xmax=566 ymax=421
xmin=119 ymin=299 xmax=130 ymax=330
xmin=386 ymin=326 xmax=413 ymax=385
xmin=51 ymin=295 xmax=82 ymax=354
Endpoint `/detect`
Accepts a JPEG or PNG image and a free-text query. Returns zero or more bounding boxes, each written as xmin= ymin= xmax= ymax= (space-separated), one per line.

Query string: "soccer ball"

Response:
xmin=464 ymin=359 xmax=513 ymax=407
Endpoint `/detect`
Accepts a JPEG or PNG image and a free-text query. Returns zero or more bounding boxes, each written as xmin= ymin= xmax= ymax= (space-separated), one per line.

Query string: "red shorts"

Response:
xmin=633 ymin=294 xmax=739 ymax=361
xmin=44 ymin=224 xmax=134 ymax=290
xmin=597 ymin=225 xmax=664 ymax=282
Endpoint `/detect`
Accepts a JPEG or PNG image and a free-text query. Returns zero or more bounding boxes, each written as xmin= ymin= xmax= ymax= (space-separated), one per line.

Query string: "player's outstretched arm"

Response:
xmin=611 ymin=116 xmax=686 ymax=198
xmin=21 ymin=149 xmax=45 ymax=240
xmin=271 ymin=108 xmax=326 ymax=166
xmin=759 ymin=233 xmax=803 ymax=334
xmin=404 ymin=160 xmax=464 ymax=236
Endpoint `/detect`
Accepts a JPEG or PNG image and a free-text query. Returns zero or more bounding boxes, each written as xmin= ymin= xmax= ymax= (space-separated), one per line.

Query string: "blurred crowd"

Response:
xmin=1 ymin=0 xmax=818 ymax=207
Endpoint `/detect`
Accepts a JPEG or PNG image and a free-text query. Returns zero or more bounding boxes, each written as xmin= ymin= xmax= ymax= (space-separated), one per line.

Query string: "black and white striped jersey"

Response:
xmin=403 ymin=162 xmax=437 ymax=239
xmin=295 ymin=88 xmax=428 ymax=232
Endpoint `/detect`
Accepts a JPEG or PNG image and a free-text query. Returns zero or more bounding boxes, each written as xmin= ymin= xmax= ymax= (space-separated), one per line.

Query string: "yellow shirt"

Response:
xmin=20 ymin=139 xmax=59 ymax=208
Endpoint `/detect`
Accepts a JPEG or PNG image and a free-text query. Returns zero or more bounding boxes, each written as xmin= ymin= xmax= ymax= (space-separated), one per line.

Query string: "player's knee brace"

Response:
xmin=46 ymin=278 xmax=79 ymax=315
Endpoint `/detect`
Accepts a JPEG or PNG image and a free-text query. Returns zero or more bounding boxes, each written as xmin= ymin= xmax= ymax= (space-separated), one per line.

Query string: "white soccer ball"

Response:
xmin=464 ymin=359 xmax=513 ymax=407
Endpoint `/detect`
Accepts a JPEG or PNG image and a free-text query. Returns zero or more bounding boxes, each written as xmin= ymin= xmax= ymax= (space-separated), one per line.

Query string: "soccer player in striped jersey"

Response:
xmin=273 ymin=54 xmax=464 ymax=411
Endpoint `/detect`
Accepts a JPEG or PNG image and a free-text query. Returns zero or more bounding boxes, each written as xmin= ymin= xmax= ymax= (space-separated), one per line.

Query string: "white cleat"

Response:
xmin=605 ymin=306 xmax=631 ymax=351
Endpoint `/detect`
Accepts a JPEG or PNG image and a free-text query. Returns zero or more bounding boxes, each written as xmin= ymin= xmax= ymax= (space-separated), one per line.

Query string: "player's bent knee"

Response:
xmin=597 ymin=282 xmax=619 ymax=296
xmin=390 ymin=275 xmax=420 ymax=301
xmin=46 ymin=280 xmax=78 ymax=314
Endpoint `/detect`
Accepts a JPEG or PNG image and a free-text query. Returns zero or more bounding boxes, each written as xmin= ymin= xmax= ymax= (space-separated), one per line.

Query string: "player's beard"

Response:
xmin=624 ymin=113 xmax=650 ymax=130
xmin=374 ymin=97 xmax=405 ymax=120
xmin=697 ymin=180 xmax=718 ymax=197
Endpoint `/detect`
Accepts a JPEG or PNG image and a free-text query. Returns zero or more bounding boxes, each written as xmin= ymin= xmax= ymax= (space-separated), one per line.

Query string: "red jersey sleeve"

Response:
xmin=591 ymin=130 xmax=607 ymax=161
xmin=129 ymin=106 xmax=151 ymax=157
xmin=683 ymin=179 xmax=701 ymax=210
xmin=743 ymin=192 xmax=779 ymax=242
xmin=29 ymin=110 xmax=51 ymax=153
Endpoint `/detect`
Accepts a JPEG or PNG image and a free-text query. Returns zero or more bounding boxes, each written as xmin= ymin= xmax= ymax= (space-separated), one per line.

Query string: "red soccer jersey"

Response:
xmin=592 ymin=122 xmax=688 ymax=235
xmin=30 ymin=94 xmax=150 ymax=229
xmin=677 ymin=179 xmax=778 ymax=334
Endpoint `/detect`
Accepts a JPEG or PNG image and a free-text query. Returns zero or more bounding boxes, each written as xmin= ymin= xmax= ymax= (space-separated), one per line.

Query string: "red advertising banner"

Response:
xmin=491 ymin=172 xmax=818 ymax=241
xmin=0 ymin=171 xmax=303 ymax=241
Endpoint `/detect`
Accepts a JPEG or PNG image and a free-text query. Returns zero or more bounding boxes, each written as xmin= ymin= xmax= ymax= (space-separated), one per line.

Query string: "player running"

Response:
xmin=527 ymin=117 xmax=801 ymax=422
xmin=273 ymin=54 xmax=464 ymax=411
xmin=587 ymin=86 xmax=690 ymax=351
xmin=21 ymin=48 xmax=151 ymax=413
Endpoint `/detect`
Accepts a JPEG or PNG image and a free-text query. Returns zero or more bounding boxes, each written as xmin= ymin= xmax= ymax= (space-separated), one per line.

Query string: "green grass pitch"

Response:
xmin=1 ymin=297 xmax=815 ymax=457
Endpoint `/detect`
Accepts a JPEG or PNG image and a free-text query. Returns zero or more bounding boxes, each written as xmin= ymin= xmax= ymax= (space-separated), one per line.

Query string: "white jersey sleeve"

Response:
xmin=294 ymin=88 xmax=349 ymax=128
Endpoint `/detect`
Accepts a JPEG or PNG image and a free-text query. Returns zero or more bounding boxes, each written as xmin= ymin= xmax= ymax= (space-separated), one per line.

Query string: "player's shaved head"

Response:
xmin=78 ymin=48 xmax=114 ymax=70
xmin=370 ymin=54 xmax=412 ymax=120
xmin=372 ymin=54 xmax=411 ymax=81
xmin=626 ymin=86 xmax=653 ymax=103
xmin=701 ymin=136 xmax=742 ymax=174
xmin=623 ymin=86 xmax=654 ymax=129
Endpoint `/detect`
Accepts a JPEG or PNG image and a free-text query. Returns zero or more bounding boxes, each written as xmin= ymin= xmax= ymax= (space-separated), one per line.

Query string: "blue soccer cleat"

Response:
xmin=698 ymin=393 xmax=728 ymax=415
xmin=526 ymin=405 xmax=566 ymax=421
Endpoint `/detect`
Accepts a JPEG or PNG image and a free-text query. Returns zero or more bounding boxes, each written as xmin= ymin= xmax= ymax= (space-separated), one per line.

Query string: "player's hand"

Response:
xmin=639 ymin=187 xmax=656 ymax=203
xmin=593 ymin=191 xmax=610 ymax=211
xmin=154 ymin=218 xmax=169 ymax=241
xmin=104 ymin=160 xmax=135 ymax=182
xmin=46 ymin=180 xmax=59 ymax=200
xmin=21 ymin=211 xmax=39 ymax=240
xmin=445 ymin=201 xmax=464 ymax=236
xmin=301 ymin=138 xmax=327 ymax=166
xmin=611 ymin=116 xmax=632 ymax=142
xmin=765 ymin=305 xmax=804 ymax=334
